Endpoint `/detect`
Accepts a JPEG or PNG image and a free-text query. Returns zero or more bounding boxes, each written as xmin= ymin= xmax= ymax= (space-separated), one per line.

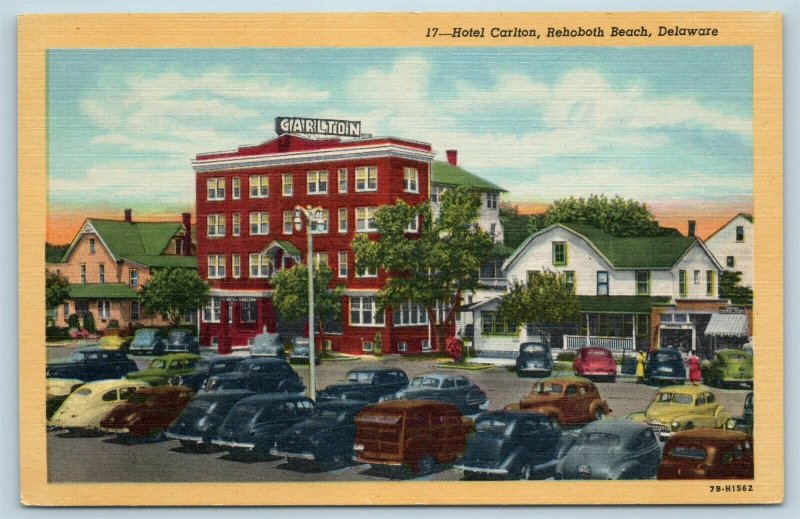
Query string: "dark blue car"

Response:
xmin=644 ymin=349 xmax=686 ymax=385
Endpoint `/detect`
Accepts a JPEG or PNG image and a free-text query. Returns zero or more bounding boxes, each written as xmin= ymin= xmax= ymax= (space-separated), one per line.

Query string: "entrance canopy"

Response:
xmin=262 ymin=240 xmax=301 ymax=256
xmin=704 ymin=313 xmax=749 ymax=337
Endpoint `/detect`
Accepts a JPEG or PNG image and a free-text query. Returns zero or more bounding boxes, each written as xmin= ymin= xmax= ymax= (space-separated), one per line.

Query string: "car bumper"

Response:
xmin=99 ymin=427 xmax=130 ymax=434
xmin=166 ymin=432 xmax=204 ymax=444
xmin=453 ymin=464 xmax=508 ymax=475
xmin=270 ymin=449 xmax=316 ymax=460
xmin=211 ymin=439 xmax=255 ymax=450
xmin=579 ymin=371 xmax=616 ymax=376
xmin=516 ymin=367 xmax=551 ymax=376
xmin=645 ymin=422 xmax=674 ymax=439
xmin=352 ymin=455 xmax=402 ymax=466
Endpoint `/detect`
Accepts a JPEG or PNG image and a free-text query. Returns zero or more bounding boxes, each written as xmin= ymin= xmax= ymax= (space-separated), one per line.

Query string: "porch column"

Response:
xmin=384 ymin=307 xmax=394 ymax=354
xmin=230 ymin=301 xmax=240 ymax=340
xmin=219 ymin=299 xmax=231 ymax=354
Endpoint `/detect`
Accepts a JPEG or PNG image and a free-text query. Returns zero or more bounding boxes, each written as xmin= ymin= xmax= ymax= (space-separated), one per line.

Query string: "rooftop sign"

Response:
xmin=275 ymin=116 xmax=361 ymax=137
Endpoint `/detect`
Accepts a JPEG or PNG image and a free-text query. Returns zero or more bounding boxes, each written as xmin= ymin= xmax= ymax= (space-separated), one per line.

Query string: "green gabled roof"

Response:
xmin=578 ymin=296 xmax=673 ymax=314
xmin=431 ymin=161 xmax=507 ymax=192
xmin=263 ymin=240 xmax=302 ymax=256
xmin=121 ymin=255 xmax=197 ymax=268
xmin=62 ymin=219 xmax=187 ymax=263
xmin=67 ymin=283 xmax=138 ymax=300
xmin=560 ymin=223 xmax=697 ymax=269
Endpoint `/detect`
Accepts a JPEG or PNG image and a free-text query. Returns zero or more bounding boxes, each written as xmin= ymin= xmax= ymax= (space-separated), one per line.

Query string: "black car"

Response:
xmin=45 ymin=347 xmax=138 ymax=381
xmin=727 ymin=391 xmax=754 ymax=436
xmin=204 ymin=357 xmax=305 ymax=393
xmin=515 ymin=341 xmax=553 ymax=378
xmin=128 ymin=328 xmax=166 ymax=356
xmin=166 ymin=389 xmax=254 ymax=449
xmin=289 ymin=338 xmax=320 ymax=365
xmin=168 ymin=355 xmax=245 ymax=391
xmin=390 ymin=372 xmax=489 ymax=414
xmin=316 ymin=368 xmax=409 ymax=403
xmin=644 ymin=349 xmax=686 ymax=385
xmin=211 ymin=393 xmax=315 ymax=458
xmin=164 ymin=329 xmax=200 ymax=354
xmin=454 ymin=411 xmax=563 ymax=480
xmin=271 ymin=400 xmax=370 ymax=465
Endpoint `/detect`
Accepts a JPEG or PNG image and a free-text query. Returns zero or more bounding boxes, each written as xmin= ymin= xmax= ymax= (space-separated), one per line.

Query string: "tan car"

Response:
xmin=504 ymin=376 xmax=611 ymax=425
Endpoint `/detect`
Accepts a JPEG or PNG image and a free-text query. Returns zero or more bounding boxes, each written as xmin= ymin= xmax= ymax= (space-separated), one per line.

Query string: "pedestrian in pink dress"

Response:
xmin=686 ymin=352 xmax=702 ymax=385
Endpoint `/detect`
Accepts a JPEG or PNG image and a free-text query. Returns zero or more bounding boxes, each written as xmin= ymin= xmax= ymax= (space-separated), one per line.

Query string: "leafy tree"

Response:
xmin=45 ymin=243 xmax=69 ymax=263
xmin=46 ymin=270 xmax=69 ymax=310
xmin=82 ymin=311 xmax=97 ymax=333
xmin=352 ymin=186 xmax=494 ymax=351
xmin=497 ymin=271 xmax=581 ymax=329
xmin=271 ymin=264 xmax=344 ymax=351
xmin=499 ymin=203 xmax=544 ymax=249
xmin=139 ymin=268 xmax=210 ymax=326
xmin=543 ymin=194 xmax=661 ymax=237
xmin=67 ymin=313 xmax=80 ymax=329
xmin=719 ymin=270 xmax=753 ymax=306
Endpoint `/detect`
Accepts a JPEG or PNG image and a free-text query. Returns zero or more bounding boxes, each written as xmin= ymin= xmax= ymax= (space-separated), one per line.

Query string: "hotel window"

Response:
xmin=405 ymin=215 xmax=419 ymax=233
xmin=393 ymin=302 xmax=429 ymax=326
xmin=207 ymin=214 xmax=226 ymax=237
xmin=563 ymin=271 xmax=576 ymax=294
xmin=635 ymin=271 xmax=650 ymax=295
xmin=679 ymin=270 xmax=688 ymax=297
xmin=694 ymin=270 xmax=701 ymax=284
xmin=249 ymin=253 xmax=273 ymax=278
xmin=706 ymin=270 xmax=716 ymax=296
xmin=481 ymin=311 xmax=515 ymax=336
xmin=232 ymin=177 xmax=241 ymax=199
xmin=307 ymin=170 xmax=328 ymax=194
xmin=313 ymin=253 xmax=329 ymax=268
xmin=98 ymin=264 xmax=105 ymax=284
xmin=283 ymin=211 xmax=293 ymax=234
xmin=355 ymin=166 xmax=378 ymax=192
xmin=250 ymin=175 xmax=269 ymax=198
xmin=282 ymin=173 xmax=293 ymax=196
xmin=338 ymin=168 xmax=348 ymax=193
xmin=232 ymin=254 xmax=241 ymax=278
xmin=421 ymin=339 xmax=432 ymax=351
xmin=403 ymin=168 xmax=419 ymax=193
xmin=726 ymin=256 xmax=735 ymax=268
xmin=202 ymin=297 xmax=221 ymax=323
xmin=208 ymin=255 xmax=226 ymax=279
xmin=241 ymin=301 xmax=256 ymax=323
xmin=232 ymin=213 xmax=241 ymax=236
xmin=736 ymin=225 xmax=744 ymax=242
xmin=311 ymin=209 xmax=329 ymax=234
xmin=250 ymin=212 xmax=269 ymax=235
xmin=338 ymin=252 xmax=348 ymax=278
xmin=89 ymin=238 xmax=96 ymax=255
xmin=76 ymin=301 xmax=89 ymax=318
xmin=597 ymin=271 xmax=609 ymax=296
xmin=207 ymin=178 xmax=225 ymax=200
xmin=131 ymin=301 xmax=140 ymax=321
xmin=486 ymin=192 xmax=498 ymax=209
xmin=356 ymin=207 xmax=378 ymax=232
xmin=97 ymin=300 xmax=111 ymax=320
xmin=397 ymin=341 xmax=407 ymax=353
xmin=338 ymin=208 xmax=348 ymax=233
xmin=80 ymin=263 xmax=86 ymax=284
xmin=552 ymin=241 xmax=567 ymax=266
xmin=356 ymin=263 xmax=377 ymax=278
xmin=349 ymin=296 xmax=385 ymax=326
xmin=431 ymin=185 xmax=446 ymax=203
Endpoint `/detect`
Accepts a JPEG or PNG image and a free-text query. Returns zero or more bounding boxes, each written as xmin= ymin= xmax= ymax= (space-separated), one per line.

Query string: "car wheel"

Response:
xmin=329 ymin=451 xmax=345 ymax=466
xmin=685 ymin=422 xmax=694 ymax=431
xmin=147 ymin=427 xmax=165 ymax=442
xmin=414 ymin=455 xmax=436 ymax=475
xmin=609 ymin=375 xmax=617 ymax=383
xmin=514 ymin=462 xmax=532 ymax=481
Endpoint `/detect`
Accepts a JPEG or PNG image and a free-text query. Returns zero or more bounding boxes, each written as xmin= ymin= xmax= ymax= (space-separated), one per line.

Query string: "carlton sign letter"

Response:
xmin=275 ymin=117 xmax=362 ymax=137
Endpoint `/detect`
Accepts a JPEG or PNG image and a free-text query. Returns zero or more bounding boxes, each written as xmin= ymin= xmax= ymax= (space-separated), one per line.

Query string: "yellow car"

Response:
xmin=46 ymin=378 xmax=84 ymax=420
xmin=98 ymin=335 xmax=132 ymax=351
xmin=627 ymin=384 xmax=731 ymax=440
xmin=48 ymin=379 xmax=149 ymax=432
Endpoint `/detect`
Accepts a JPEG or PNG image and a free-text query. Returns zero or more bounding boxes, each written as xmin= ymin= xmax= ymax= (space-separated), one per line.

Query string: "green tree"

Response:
xmin=718 ymin=270 xmax=753 ymax=306
xmin=351 ymin=186 xmax=494 ymax=351
xmin=497 ymin=271 xmax=581 ymax=329
xmin=82 ymin=311 xmax=97 ymax=333
xmin=271 ymin=264 xmax=344 ymax=351
xmin=46 ymin=270 xmax=69 ymax=311
xmin=543 ymin=194 xmax=661 ymax=237
xmin=45 ymin=243 xmax=69 ymax=263
xmin=499 ymin=203 xmax=545 ymax=249
xmin=139 ymin=268 xmax=209 ymax=326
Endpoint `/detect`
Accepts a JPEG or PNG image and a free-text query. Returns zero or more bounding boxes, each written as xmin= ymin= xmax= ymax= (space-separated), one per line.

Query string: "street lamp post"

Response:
xmin=294 ymin=205 xmax=324 ymax=400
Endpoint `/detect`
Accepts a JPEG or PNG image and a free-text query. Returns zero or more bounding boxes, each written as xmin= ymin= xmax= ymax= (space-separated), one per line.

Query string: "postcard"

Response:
xmin=19 ymin=11 xmax=782 ymax=506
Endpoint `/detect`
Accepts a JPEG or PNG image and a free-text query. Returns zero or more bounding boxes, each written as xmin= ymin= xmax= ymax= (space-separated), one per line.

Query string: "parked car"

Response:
xmin=701 ymin=349 xmax=753 ymax=388
xmin=289 ymin=337 xmax=320 ymax=365
xmin=271 ymin=400 xmax=371 ymax=466
xmin=46 ymin=378 xmax=84 ymax=419
xmin=454 ymin=410 xmax=562 ymax=480
xmin=573 ymin=347 xmax=617 ymax=382
xmin=203 ymin=357 xmax=305 ymax=393
xmin=505 ymin=376 xmax=611 ymax=426
xmin=249 ymin=332 xmax=286 ymax=358
xmin=168 ymin=355 xmax=245 ymax=391
xmin=128 ymin=328 xmax=166 ymax=356
xmin=316 ymin=368 xmax=409 ymax=403
xmin=388 ymin=373 xmax=488 ymax=414
xmin=99 ymin=385 xmax=195 ymax=439
xmin=126 ymin=353 xmax=201 ymax=386
xmin=515 ymin=342 xmax=553 ymax=378
xmin=166 ymin=389 xmax=255 ymax=449
xmin=726 ymin=391 xmax=754 ymax=436
xmin=98 ymin=334 xmax=132 ymax=351
xmin=644 ymin=348 xmax=687 ymax=385
xmin=211 ymin=393 xmax=315 ymax=458
xmin=46 ymin=347 xmax=138 ymax=381
xmin=657 ymin=429 xmax=754 ymax=479
xmin=48 ymin=379 xmax=149 ymax=432
xmin=555 ymin=419 xmax=661 ymax=480
xmin=353 ymin=400 xmax=473 ymax=474
xmin=164 ymin=329 xmax=200 ymax=354
xmin=627 ymin=384 xmax=732 ymax=439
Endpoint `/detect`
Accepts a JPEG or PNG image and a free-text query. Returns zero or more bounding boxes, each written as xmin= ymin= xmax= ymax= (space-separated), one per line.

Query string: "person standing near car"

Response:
xmin=635 ymin=350 xmax=646 ymax=383
xmin=686 ymin=351 xmax=702 ymax=385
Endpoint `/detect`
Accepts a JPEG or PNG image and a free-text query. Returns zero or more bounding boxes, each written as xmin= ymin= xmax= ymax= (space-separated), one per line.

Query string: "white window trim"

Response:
xmin=283 ymin=211 xmax=294 ymax=235
xmin=250 ymin=175 xmax=269 ymax=198
xmin=206 ymin=178 xmax=225 ymax=201
xmin=311 ymin=209 xmax=329 ymax=235
xmin=232 ymin=177 xmax=241 ymax=200
xmin=307 ymin=170 xmax=329 ymax=195
xmin=129 ymin=269 xmax=139 ymax=287
xmin=249 ymin=253 xmax=273 ymax=279
xmin=338 ymin=168 xmax=348 ymax=193
xmin=232 ymin=254 xmax=241 ymax=279
xmin=349 ymin=296 xmax=385 ymax=327
xmin=232 ymin=213 xmax=241 ymax=237
xmin=203 ymin=298 xmax=222 ymax=323
xmin=403 ymin=167 xmax=419 ymax=193
xmin=207 ymin=214 xmax=226 ymax=237
xmin=355 ymin=207 xmax=378 ymax=233
xmin=207 ymin=255 xmax=226 ymax=279
xmin=356 ymin=264 xmax=378 ymax=278
xmin=405 ymin=215 xmax=419 ymax=233
xmin=397 ymin=341 xmax=407 ymax=352
xmin=250 ymin=212 xmax=270 ymax=235
xmin=355 ymin=166 xmax=378 ymax=192
xmin=338 ymin=252 xmax=348 ymax=278
xmin=97 ymin=300 xmax=111 ymax=320
xmin=338 ymin=208 xmax=348 ymax=233
xmin=282 ymin=173 xmax=293 ymax=196
xmin=393 ymin=301 xmax=429 ymax=327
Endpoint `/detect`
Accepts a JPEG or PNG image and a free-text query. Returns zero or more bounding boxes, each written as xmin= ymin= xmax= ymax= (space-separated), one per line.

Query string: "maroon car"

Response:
xmin=99 ymin=385 xmax=194 ymax=439
xmin=573 ymin=347 xmax=617 ymax=382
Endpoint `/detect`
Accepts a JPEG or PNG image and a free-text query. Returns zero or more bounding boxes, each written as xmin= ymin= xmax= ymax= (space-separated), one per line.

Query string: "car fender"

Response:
xmin=499 ymin=447 xmax=529 ymax=471
xmin=626 ymin=412 xmax=647 ymax=422
xmin=530 ymin=406 xmax=563 ymax=424
xmin=713 ymin=406 xmax=732 ymax=427
xmin=614 ymin=460 xmax=642 ymax=480
xmin=589 ymin=400 xmax=611 ymax=417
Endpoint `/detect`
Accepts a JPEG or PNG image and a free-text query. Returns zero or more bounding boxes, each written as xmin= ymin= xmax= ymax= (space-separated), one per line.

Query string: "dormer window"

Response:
xmin=88 ymin=238 xmax=96 ymax=255
xmin=486 ymin=192 xmax=498 ymax=209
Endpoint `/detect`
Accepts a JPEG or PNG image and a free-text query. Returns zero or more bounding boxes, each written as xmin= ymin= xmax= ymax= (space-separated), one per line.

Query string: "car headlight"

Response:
xmin=726 ymin=418 xmax=736 ymax=430
xmin=671 ymin=421 xmax=681 ymax=431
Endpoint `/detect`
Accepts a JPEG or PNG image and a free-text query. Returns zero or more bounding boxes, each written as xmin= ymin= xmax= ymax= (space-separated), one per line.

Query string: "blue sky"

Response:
xmin=47 ymin=46 xmax=752 ymax=217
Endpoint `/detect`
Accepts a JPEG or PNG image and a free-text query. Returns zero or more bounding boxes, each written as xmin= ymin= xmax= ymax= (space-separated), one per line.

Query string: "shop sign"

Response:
xmin=225 ymin=297 xmax=258 ymax=302
xmin=660 ymin=323 xmax=694 ymax=330
xmin=275 ymin=116 xmax=361 ymax=137
xmin=720 ymin=306 xmax=745 ymax=314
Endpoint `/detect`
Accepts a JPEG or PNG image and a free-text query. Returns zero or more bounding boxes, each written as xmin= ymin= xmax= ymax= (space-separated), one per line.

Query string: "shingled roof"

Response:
xmin=431 ymin=161 xmax=507 ymax=192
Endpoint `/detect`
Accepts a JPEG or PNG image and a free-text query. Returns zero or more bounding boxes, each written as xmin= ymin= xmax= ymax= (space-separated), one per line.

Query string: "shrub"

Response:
xmin=445 ymin=336 xmax=464 ymax=362
xmin=46 ymin=326 xmax=69 ymax=341
xmin=373 ymin=331 xmax=383 ymax=356
xmin=556 ymin=351 xmax=576 ymax=362
xmin=107 ymin=319 xmax=120 ymax=329
xmin=82 ymin=311 xmax=97 ymax=333
xmin=67 ymin=313 xmax=80 ymax=329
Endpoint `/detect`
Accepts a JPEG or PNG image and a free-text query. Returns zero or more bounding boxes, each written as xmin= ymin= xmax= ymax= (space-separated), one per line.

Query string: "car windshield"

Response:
xmin=532 ymin=382 xmax=563 ymax=394
xmin=578 ymin=432 xmax=621 ymax=446
xmin=409 ymin=376 xmax=440 ymax=388
xmin=654 ymin=352 xmax=678 ymax=362
xmin=668 ymin=446 xmax=707 ymax=460
xmin=475 ymin=417 xmax=512 ymax=435
xmin=346 ymin=372 xmax=373 ymax=384
xmin=293 ymin=346 xmax=310 ymax=354
xmin=654 ymin=392 xmax=693 ymax=405
xmin=585 ymin=349 xmax=610 ymax=357
xmin=521 ymin=343 xmax=547 ymax=354
xmin=74 ymin=388 xmax=92 ymax=397
xmin=169 ymin=331 xmax=190 ymax=342
xmin=135 ymin=330 xmax=156 ymax=340
xmin=150 ymin=360 xmax=167 ymax=369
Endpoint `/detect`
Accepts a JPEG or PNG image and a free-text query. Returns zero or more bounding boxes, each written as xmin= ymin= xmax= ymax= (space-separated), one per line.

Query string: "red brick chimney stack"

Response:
xmin=688 ymin=220 xmax=696 ymax=238
xmin=446 ymin=149 xmax=458 ymax=166
xmin=182 ymin=212 xmax=192 ymax=256
xmin=124 ymin=209 xmax=132 ymax=223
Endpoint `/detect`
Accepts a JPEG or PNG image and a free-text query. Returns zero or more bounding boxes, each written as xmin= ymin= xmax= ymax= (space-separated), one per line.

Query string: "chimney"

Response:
xmin=124 ymin=209 xmax=132 ymax=223
xmin=446 ymin=149 xmax=458 ymax=166
xmin=182 ymin=212 xmax=192 ymax=256
xmin=688 ymin=220 xmax=696 ymax=238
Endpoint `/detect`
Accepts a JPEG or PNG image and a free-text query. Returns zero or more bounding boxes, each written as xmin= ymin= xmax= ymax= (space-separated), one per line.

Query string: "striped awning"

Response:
xmin=704 ymin=313 xmax=749 ymax=337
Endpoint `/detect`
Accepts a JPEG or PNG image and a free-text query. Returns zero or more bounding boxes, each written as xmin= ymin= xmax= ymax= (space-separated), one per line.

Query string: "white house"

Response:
xmin=705 ymin=214 xmax=754 ymax=288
